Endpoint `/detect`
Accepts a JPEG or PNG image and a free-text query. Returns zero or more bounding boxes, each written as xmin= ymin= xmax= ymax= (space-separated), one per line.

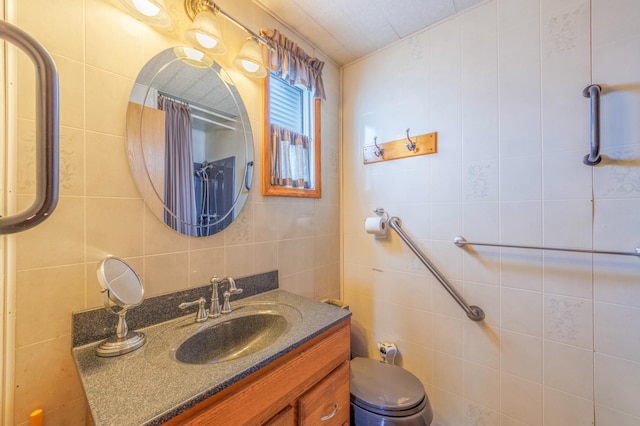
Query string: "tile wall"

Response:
xmin=9 ymin=0 xmax=340 ymax=424
xmin=342 ymin=0 xmax=640 ymax=424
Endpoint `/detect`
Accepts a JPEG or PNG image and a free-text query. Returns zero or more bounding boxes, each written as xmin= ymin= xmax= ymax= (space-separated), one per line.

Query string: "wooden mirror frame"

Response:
xmin=262 ymin=74 xmax=322 ymax=198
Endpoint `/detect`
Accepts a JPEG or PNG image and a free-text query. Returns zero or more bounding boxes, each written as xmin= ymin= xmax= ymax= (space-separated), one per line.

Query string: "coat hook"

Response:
xmin=405 ymin=128 xmax=416 ymax=151
xmin=373 ymin=137 xmax=383 ymax=157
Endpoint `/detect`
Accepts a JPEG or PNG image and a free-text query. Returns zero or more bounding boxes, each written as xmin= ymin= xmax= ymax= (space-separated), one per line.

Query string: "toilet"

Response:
xmin=350 ymin=343 xmax=433 ymax=425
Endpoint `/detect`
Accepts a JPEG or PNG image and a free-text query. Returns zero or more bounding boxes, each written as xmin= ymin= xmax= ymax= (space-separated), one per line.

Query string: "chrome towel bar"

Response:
xmin=583 ymin=84 xmax=602 ymax=166
xmin=453 ymin=236 xmax=640 ymax=258
xmin=388 ymin=217 xmax=485 ymax=322
xmin=0 ymin=20 xmax=59 ymax=234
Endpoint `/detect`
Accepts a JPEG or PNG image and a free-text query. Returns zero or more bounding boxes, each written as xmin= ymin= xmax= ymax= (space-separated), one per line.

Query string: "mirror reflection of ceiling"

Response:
xmin=136 ymin=49 xmax=237 ymax=118
xmin=254 ymin=0 xmax=486 ymax=65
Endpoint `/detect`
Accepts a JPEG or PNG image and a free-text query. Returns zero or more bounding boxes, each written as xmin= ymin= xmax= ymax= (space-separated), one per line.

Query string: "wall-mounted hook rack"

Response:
xmin=363 ymin=131 xmax=437 ymax=164
xmin=405 ymin=128 xmax=416 ymax=151
xmin=373 ymin=137 xmax=383 ymax=158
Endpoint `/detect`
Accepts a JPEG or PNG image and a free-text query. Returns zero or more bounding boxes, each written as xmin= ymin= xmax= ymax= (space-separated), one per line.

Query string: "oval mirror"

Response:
xmin=126 ymin=47 xmax=254 ymax=237
xmin=96 ymin=256 xmax=146 ymax=357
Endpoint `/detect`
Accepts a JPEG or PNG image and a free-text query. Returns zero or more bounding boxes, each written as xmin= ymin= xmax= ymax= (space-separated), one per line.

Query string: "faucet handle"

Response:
xmin=221 ymin=291 xmax=233 ymax=314
xmin=178 ymin=297 xmax=208 ymax=323
xmin=221 ymin=287 xmax=242 ymax=314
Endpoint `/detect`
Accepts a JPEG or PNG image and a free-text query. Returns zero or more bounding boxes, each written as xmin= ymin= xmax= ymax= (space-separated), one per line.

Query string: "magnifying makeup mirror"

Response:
xmin=95 ymin=256 xmax=146 ymax=357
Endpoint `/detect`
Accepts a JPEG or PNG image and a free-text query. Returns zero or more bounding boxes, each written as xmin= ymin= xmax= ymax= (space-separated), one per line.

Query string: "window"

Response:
xmin=262 ymin=71 xmax=321 ymax=198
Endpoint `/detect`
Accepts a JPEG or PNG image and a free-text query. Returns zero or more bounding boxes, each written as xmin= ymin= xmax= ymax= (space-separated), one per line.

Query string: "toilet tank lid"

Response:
xmin=350 ymin=357 xmax=426 ymax=412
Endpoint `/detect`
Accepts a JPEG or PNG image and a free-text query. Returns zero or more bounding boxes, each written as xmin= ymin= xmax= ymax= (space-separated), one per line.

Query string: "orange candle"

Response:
xmin=30 ymin=409 xmax=43 ymax=426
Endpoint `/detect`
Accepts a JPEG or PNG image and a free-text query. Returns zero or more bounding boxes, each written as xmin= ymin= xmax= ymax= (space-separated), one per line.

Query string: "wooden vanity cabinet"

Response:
xmin=165 ymin=318 xmax=351 ymax=426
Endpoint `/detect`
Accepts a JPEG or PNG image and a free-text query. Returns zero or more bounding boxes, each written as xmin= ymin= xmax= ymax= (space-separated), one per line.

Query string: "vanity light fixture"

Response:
xmin=183 ymin=8 xmax=227 ymax=55
xmin=119 ymin=0 xmax=171 ymax=28
xmin=184 ymin=0 xmax=271 ymax=78
xmin=118 ymin=0 xmax=271 ymax=77
xmin=232 ymin=37 xmax=267 ymax=78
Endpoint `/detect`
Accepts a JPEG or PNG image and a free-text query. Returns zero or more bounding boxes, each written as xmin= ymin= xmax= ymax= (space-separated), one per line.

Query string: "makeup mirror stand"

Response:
xmin=96 ymin=257 xmax=147 ymax=357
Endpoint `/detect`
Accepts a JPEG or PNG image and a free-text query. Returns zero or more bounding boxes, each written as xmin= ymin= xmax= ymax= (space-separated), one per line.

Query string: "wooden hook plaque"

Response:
xmin=363 ymin=131 xmax=437 ymax=164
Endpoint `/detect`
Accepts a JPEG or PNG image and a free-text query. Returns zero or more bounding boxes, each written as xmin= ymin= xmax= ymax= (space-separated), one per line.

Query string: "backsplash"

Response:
xmin=72 ymin=270 xmax=279 ymax=347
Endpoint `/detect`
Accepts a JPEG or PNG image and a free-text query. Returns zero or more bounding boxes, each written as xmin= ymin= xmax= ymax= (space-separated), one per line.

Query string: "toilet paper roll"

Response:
xmin=365 ymin=216 xmax=387 ymax=235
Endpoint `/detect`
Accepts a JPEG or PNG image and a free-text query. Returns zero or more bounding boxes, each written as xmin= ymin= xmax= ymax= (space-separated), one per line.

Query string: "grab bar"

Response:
xmin=0 ymin=21 xmax=59 ymax=234
xmin=453 ymin=236 xmax=640 ymax=258
xmin=583 ymin=84 xmax=602 ymax=166
xmin=388 ymin=217 xmax=485 ymax=322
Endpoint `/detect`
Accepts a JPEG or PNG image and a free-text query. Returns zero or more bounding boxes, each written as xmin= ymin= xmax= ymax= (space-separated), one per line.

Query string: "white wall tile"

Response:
xmin=500 ymin=330 xmax=543 ymax=383
xmin=543 ymin=387 xmax=594 ymax=426
xmin=463 ymin=361 xmax=500 ymax=411
xmin=433 ymin=351 xmax=463 ymax=395
xmin=593 ymin=144 xmax=640 ymax=198
xmin=500 ymin=156 xmax=542 ymax=201
xmin=500 ymin=247 xmax=543 ymax=292
xmin=433 ymin=314 xmax=463 ymax=357
xmin=542 ymin=251 xmax=593 ymax=299
xmin=594 ymin=255 xmax=640 ymax=308
xmin=500 ymin=201 xmax=543 ymax=247
xmin=501 ymin=287 xmax=542 ymax=337
xmin=543 ymin=199 xmax=593 ymax=248
xmin=461 ymin=2 xmax=498 ymax=165
xmin=543 ymin=294 xmax=593 ymax=349
xmin=596 ymin=404 xmax=640 ymax=426
xmin=498 ymin=0 xmax=541 ymax=159
xmin=463 ymin=160 xmax=499 ymax=202
xmin=500 ymin=373 xmax=543 ymax=426
xmin=542 ymin=149 xmax=593 ymax=200
xmin=463 ymin=201 xmax=499 ymax=242
xmin=594 ymin=198 xmax=640 ymax=251
xmin=463 ymin=248 xmax=501 ymax=286
xmin=595 ymin=353 xmax=640 ymax=418
xmin=595 ymin=302 xmax=640 ymax=360
xmin=463 ymin=322 xmax=500 ymax=369
xmin=540 ymin=0 xmax=591 ymax=154
xmin=431 ymin=202 xmax=463 ymax=240
xmin=544 ymin=340 xmax=594 ymax=399
xmin=430 ymin=387 xmax=464 ymax=426
xmin=463 ymin=400 xmax=500 ymax=426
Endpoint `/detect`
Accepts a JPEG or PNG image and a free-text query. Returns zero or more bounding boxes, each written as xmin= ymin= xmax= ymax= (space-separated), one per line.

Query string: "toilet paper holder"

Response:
xmin=366 ymin=208 xmax=389 ymax=239
xmin=378 ymin=341 xmax=398 ymax=365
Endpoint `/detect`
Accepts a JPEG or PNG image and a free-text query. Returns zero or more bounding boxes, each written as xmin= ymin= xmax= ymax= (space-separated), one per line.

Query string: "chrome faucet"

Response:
xmin=210 ymin=276 xmax=243 ymax=317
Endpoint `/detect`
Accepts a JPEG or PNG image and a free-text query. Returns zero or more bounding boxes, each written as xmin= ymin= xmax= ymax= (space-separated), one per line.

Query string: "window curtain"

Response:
xmin=158 ymin=95 xmax=198 ymax=236
xmin=270 ymin=124 xmax=311 ymax=188
xmin=261 ymin=28 xmax=326 ymax=100
xmin=261 ymin=28 xmax=323 ymax=190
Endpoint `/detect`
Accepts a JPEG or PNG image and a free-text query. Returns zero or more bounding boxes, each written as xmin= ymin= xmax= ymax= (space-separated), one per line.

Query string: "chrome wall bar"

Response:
xmin=583 ymin=84 xmax=602 ymax=166
xmin=453 ymin=236 xmax=640 ymax=258
xmin=388 ymin=217 xmax=485 ymax=322
xmin=0 ymin=21 xmax=59 ymax=234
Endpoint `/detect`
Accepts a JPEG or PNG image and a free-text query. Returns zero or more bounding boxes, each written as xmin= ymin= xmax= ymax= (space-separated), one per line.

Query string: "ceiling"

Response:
xmin=254 ymin=0 xmax=486 ymax=65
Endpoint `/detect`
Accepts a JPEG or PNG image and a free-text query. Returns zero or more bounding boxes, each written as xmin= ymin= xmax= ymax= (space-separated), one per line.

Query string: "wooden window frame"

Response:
xmin=262 ymin=73 xmax=322 ymax=198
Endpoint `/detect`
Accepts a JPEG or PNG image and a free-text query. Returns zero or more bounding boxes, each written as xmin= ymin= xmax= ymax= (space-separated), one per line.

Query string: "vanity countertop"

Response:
xmin=72 ymin=289 xmax=351 ymax=426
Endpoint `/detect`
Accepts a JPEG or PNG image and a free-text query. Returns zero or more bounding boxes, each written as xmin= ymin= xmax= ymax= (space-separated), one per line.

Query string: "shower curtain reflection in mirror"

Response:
xmin=158 ymin=95 xmax=198 ymax=236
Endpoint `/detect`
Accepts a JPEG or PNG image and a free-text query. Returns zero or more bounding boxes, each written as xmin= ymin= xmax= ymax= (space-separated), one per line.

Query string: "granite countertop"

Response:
xmin=72 ymin=290 xmax=351 ymax=426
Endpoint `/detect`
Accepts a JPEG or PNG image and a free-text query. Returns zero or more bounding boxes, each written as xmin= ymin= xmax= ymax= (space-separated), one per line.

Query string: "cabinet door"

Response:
xmin=298 ymin=361 xmax=350 ymax=426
